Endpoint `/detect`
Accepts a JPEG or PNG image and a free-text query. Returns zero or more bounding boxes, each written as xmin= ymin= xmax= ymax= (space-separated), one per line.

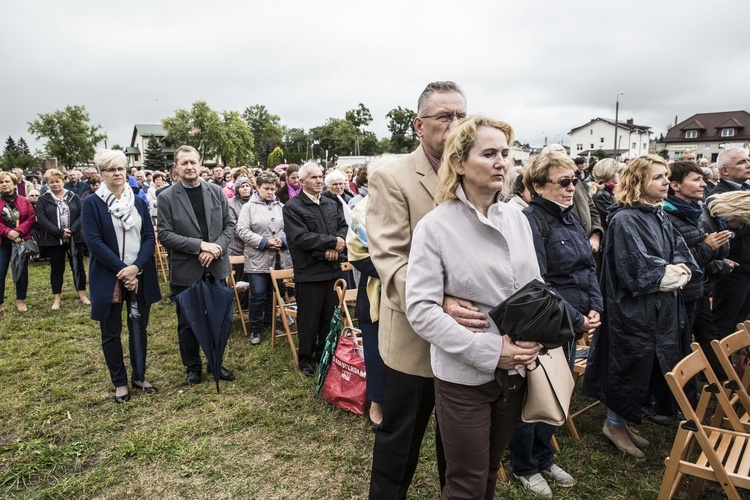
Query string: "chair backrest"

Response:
xmin=270 ymin=267 xmax=295 ymax=311
xmin=668 ymin=342 xmax=745 ymax=433
xmin=341 ymin=261 xmax=352 ymax=272
xmin=229 ymin=255 xmax=244 ymax=266
xmin=709 ymin=325 xmax=750 ymax=428
xmin=334 ymin=278 xmax=355 ymax=328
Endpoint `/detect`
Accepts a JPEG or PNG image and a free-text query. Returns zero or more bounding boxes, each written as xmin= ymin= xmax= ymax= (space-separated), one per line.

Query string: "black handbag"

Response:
xmin=488 ymin=279 xmax=575 ymax=350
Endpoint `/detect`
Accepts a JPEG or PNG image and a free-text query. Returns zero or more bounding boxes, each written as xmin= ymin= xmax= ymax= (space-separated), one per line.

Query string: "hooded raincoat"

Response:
xmin=583 ymin=203 xmax=700 ymax=423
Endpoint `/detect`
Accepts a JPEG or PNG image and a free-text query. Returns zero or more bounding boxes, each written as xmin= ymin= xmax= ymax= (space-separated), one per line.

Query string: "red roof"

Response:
xmin=665 ymin=111 xmax=750 ymax=143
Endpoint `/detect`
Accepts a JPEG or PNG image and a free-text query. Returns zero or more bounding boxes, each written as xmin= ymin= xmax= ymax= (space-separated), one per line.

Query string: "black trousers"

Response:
xmin=46 ymin=242 xmax=86 ymax=294
xmin=100 ymin=288 xmax=151 ymax=387
xmin=369 ymin=365 xmax=446 ymax=499
xmin=295 ymin=279 xmax=338 ymax=370
xmin=713 ymin=271 xmax=750 ymax=337
xmin=173 ymin=281 xmax=229 ymax=373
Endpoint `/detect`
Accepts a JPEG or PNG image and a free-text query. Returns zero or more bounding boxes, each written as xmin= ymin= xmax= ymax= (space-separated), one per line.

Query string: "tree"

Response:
xmin=345 ymin=103 xmax=373 ymax=156
xmin=16 ymin=138 xmax=30 ymax=156
xmin=386 ymin=106 xmax=419 ymax=153
xmin=217 ymin=111 xmax=255 ymax=167
xmin=267 ymin=146 xmax=284 ymax=167
xmin=162 ymin=101 xmax=223 ymax=161
xmin=283 ymin=127 xmax=308 ymax=156
xmin=28 ymin=105 xmax=107 ymax=170
xmin=111 ymin=144 xmax=123 ymax=151
xmin=311 ymin=118 xmax=358 ymax=157
xmin=144 ymin=137 xmax=167 ymax=171
xmin=3 ymin=136 xmax=38 ymax=171
xmin=242 ymin=105 xmax=282 ymax=167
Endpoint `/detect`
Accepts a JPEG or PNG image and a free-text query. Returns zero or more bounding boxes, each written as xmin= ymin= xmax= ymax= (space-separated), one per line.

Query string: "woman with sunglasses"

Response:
xmin=504 ymin=151 xmax=603 ymax=496
xmin=585 ymin=155 xmax=699 ymax=458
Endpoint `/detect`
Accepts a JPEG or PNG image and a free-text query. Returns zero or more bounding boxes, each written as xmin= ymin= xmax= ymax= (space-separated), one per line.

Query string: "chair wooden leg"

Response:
xmin=497 ymin=462 xmax=507 ymax=482
xmin=551 ymin=434 xmax=560 ymax=453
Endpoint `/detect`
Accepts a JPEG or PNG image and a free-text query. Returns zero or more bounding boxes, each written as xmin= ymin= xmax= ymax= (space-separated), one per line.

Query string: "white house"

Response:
xmin=568 ymin=118 xmax=651 ymax=160
xmin=126 ymin=124 xmax=172 ymax=168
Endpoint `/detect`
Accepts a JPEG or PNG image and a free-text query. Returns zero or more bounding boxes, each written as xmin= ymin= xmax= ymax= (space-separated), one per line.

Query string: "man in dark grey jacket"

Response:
xmin=157 ymin=145 xmax=237 ymax=385
xmin=283 ymin=162 xmax=347 ymax=377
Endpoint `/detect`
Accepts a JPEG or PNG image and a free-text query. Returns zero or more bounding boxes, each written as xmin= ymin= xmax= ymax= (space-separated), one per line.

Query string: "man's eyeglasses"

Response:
xmin=101 ymin=167 xmax=127 ymax=173
xmin=547 ymin=176 xmax=579 ymax=188
xmin=420 ymin=112 xmax=467 ymax=123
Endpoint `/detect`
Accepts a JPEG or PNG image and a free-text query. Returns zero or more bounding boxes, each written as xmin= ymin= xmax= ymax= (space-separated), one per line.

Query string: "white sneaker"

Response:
xmin=515 ymin=473 xmax=552 ymax=497
xmin=541 ymin=464 xmax=576 ymax=487
xmin=250 ymin=332 xmax=261 ymax=345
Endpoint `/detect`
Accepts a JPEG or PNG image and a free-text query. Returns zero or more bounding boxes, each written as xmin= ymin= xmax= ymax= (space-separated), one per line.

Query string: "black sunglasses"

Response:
xmin=547 ymin=177 xmax=579 ymax=188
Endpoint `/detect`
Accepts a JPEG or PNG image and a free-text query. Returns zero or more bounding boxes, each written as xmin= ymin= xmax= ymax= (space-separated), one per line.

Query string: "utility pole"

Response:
xmin=614 ymin=93 xmax=624 ymax=158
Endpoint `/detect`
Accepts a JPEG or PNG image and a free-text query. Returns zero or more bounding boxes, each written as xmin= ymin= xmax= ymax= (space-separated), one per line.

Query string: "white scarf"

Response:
xmin=96 ymin=182 xmax=135 ymax=230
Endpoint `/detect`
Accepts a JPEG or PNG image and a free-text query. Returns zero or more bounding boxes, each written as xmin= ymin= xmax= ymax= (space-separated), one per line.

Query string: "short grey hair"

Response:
xmin=717 ymin=147 xmax=748 ymax=170
xmin=93 ymin=150 xmax=127 ymax=171
xmin=325 ymin=169 xmax=347 ymax=186
xmin=298 ymin=161 xmax=320 ymax=181
xmin=417 ymin=81 xmax=466 ymax=116
xmin=174 ymin=145 xmax=200 ymax=162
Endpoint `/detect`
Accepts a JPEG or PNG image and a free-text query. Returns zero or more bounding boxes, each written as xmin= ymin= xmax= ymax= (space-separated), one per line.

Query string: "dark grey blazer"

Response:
xmin=156 ymin=180 xmax=236 ymax=287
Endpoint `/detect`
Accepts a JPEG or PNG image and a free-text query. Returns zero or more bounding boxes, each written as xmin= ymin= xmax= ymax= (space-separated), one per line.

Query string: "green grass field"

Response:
xmin=0 ymin=260 xmax=729 ymax=498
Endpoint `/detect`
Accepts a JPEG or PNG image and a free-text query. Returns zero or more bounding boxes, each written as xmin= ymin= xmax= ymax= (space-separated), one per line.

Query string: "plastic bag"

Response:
xmin=322 ymin=335 xmax=366 ymax=416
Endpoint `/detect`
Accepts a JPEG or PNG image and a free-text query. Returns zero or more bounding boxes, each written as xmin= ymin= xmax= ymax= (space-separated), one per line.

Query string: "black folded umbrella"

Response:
xmin=488 ymin=279 xmax=575 ymax=350
xmin=174 ymin=277 xmax=235 ymax=393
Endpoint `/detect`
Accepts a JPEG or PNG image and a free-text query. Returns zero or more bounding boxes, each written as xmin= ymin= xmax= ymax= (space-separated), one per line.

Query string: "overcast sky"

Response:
xmin=2 ymin=0 xmax=749 ymax=155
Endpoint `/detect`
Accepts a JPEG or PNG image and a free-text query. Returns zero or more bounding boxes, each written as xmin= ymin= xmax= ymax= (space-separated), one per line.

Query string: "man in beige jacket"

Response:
xmin=367 ymin=81 xmax=471 ymax=498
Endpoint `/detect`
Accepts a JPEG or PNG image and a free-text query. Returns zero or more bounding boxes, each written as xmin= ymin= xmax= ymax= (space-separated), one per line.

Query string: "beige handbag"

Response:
xmin=521 ymin=347 xmax=575 ymax=426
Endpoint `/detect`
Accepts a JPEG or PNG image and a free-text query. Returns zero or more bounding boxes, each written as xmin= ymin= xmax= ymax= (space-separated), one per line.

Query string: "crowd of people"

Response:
xmin=2 ymin=80 xmax=750 ymax=498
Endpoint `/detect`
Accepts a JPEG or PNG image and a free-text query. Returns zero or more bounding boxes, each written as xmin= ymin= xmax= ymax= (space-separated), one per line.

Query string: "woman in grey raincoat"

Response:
xmin=584 ymin=155 xmax=700 ymax=458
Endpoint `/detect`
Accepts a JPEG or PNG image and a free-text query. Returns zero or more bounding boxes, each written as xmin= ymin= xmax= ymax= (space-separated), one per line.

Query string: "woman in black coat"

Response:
xmin=584 ymin=155 xmax=700 ymax=459
xmin=82 ymin=150 xmax=162 ymax=403
xmin=35 ymin=168 xmax=89 ymax=309
xmin=506 ymin=151 xmax=603 ymax=494
xmin=663 ymin=161 xmax=733 ymax=382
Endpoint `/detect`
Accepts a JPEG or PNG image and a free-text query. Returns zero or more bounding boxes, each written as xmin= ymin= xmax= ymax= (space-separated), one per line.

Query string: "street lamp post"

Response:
xmin=614 ymin=92 xmax=624 ymax=159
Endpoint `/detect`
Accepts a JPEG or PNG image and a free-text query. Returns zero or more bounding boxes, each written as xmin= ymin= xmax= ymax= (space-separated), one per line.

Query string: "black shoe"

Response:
xmin=207 ymin=365 xmax=235 ymax=381
xmin=131 ymin=379 xmax=158 ymax=394
xmin=368 ymin=416 xmax=383 ymax=432
xmin=301 ymin=365 xmax=315 ymax=378
xmin=647 ymin=413 xmax=677 ymax=426
xmin=186 ymin=371 xmax=202 ymax=385
xmin=114 ymin=390 xmax=130 ymax=404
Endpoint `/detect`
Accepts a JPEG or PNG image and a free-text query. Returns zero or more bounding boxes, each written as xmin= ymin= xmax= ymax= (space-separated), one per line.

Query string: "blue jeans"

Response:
xmin=0 ymin=238 xmax=28 ymax=305
xmin=247 ymin=272 xmax=273 ymax=334
xmin=508 ymin=341 xmax=576 ymax=476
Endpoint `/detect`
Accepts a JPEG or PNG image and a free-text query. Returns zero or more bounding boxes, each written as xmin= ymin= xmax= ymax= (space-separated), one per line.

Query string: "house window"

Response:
xmin=576 ymin=144 xmax=583 ymax=151
xmin=590 ymin=144 xmax=594 ymax=149
xmin=685 ymin=130 xmax=698 ymax=139
xmin=590 ymin=129 xmax=593 ymax=135
xmin=643 ymin=143 xmax=647 ymax=149
xmin=632 ymin=142 xmax=636 ymax=149
xmin=600 ymin=137 xmax=604 ymax=143
xmin=721 ymin=128 xmax=735 ymax=137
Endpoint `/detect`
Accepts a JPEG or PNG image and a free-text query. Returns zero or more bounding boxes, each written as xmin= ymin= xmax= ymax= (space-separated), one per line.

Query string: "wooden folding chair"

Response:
xmin=709 ymin=321 xmax=750 ymax=432
xmin=269 ymin=267 xmax=298 ymax=366
xmin=227 ymin=255 xmax=249 ymax=337
xmin=658 ymin=342 xmax=750 ymax=500
xmin=564 ymin=333 xmax=600 ymax=441
xmin=333 ymin=278 xmax=357 ymax=328
xmin=154 ymin=235 xmax=170 ymax=284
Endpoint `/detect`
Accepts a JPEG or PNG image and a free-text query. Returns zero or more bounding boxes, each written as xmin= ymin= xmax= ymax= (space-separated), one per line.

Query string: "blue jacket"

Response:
xmin=81 ymin=194 xmax=161 ymax=322
xmin=523 ymin=197 xmax=603 ymax=332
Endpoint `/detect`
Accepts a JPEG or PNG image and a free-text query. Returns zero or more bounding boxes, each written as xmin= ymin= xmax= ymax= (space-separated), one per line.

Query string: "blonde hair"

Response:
xmin=588 ymin=158 xmax=621 ymax=197
xmin=93 ymin=149 xmax=127 ymax=171
xmin=43 ymin=168 xmax=65 ymax=183
xmin=436 ymin=115 xmax=514 ymax=204
xmin=523 ymin=151 xmax=577 ymax=197
xmin=0 ymin=171 xmax=17 ymax=186
xmin=708 ymin=191 xmax=750 ymax=225
xmin=614 ymin=154 xmax=670 ymax=207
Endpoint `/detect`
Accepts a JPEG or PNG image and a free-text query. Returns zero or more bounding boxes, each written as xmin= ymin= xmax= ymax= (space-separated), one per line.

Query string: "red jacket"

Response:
xmin=0 ymin=195 xmax=36 ymax=245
